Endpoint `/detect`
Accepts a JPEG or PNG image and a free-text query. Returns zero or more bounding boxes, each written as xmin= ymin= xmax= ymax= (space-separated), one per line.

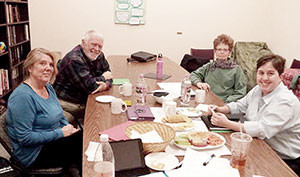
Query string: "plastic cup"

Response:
xmin=230 ymin=132 xmax=252 ymax=169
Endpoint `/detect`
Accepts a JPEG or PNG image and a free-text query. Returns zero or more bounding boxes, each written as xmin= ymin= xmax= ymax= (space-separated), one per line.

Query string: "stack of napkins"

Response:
xmin=85 ymin=141 xmax=101 ymax=161
xmin=130 ymin=130 xmax=163 ymax=143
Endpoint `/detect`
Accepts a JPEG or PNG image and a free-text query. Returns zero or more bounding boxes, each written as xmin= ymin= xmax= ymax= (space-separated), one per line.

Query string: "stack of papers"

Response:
xmin=157 ymin=82 xmax=195 ymax=98
xmin=165 ymin=148 xmax=239 ymax=177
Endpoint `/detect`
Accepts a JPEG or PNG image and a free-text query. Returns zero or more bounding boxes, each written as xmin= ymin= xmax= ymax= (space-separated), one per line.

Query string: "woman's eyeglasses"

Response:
xmin=216 ymin=48 xmax=229 ymax=52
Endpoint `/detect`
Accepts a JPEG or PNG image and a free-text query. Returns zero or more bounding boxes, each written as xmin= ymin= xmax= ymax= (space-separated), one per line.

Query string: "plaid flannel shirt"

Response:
xmin=53 ymin=45 xmax=112 ymax=104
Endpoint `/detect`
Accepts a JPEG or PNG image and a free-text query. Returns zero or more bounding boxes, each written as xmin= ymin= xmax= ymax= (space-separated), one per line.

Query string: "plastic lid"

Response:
xmin=158 ymin=53 xmax=163 ymax=58
xmin=100 ymin=134 xmax=109 ymax=142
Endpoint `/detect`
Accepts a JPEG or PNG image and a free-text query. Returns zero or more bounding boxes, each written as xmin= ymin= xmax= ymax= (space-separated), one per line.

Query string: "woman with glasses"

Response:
xmin=190 ymin=34 xmax=247 ymax=103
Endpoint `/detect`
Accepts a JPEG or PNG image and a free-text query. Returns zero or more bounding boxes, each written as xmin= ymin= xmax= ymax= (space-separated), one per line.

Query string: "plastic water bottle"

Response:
xmin=93 ymin=134 xmax=115 ymax=177
xmin=156 ymin=53 xmax=163 ymax=79
xmin=136 ymin=74 xmax=148 ymax=105
xmin=180 ymin=74 xmax=192 ymax=106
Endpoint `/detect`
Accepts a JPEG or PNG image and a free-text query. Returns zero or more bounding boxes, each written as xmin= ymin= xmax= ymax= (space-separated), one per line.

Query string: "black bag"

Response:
xmin=180 ymin=54 xmax=211 ymax=73
xmin=127 ymin=51 xmax=157 ymax=62
xmin=0 ymin=157 xmax=21 ymax=177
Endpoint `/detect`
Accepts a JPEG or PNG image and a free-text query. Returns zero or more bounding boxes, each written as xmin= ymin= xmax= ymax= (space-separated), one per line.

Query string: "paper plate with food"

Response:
xmin=161 ymin=115 xmax=195 ymax=132
xmin=176 ymin=107 xmax=202 ymax=118
xmin=145 ymin=152 xmax=179 ymax=171
xmin=173 ymin=131 xmax=225 ymax=150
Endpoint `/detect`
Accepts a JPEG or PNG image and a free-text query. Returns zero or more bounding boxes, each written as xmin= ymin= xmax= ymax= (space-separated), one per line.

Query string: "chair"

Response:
xmin=290 ymin=59 xmax=300 ymax=69
xmin=231 ymin=42 xmax=273 ymax=91
xmin=180 ymin=49 xmax=214 ymax=73
xmin=280 ymin=68 xmax=300 ymax=101
xmin=190 ymin=48 xmax=214 ymax=59
xmin=0 ymin=112 xmax=64 ymax=176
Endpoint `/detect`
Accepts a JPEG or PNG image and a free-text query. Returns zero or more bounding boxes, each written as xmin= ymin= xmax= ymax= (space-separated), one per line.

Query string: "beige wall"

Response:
xmin=29 ymin=0 xmax=300 ymax=66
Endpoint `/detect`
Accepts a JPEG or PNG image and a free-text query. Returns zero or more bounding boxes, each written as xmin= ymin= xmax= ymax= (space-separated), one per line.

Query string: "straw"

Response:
xmin=239 ymin=121 xmax=245 ymax=140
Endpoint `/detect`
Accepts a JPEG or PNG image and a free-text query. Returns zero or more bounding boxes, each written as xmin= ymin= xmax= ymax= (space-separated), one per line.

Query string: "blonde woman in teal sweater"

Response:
xmin=6 ymin=48 xmax=82 ymax=176
xmin=190 ymin=34 xmax=247 ymax=103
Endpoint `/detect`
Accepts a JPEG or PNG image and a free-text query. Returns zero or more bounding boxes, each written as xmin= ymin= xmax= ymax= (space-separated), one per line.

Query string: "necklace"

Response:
xmin=24 ymin=79 xmax=49 ymax=99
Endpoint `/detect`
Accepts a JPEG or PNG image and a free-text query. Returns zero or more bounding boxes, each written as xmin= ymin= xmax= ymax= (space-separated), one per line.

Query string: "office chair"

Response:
xmin=0 ymin=112 xmax=64 ymax=176
xmin=190 ymin=48 xmax=214 ymax=59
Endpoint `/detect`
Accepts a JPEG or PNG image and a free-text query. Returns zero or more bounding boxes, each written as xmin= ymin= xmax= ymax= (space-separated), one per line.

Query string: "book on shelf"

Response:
xmin=0 ymin=69 xmax=9 ymax=95
xmin=6 ymin=4 xmax=21 ymax=23
xmin=12 ymin=5 xmax=20 ymax=22
xmin=24 ymin=24 xmax=29 ymax=40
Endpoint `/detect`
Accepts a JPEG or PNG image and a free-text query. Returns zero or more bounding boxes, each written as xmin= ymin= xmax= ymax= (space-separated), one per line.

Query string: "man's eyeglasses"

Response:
xmin=216 ymin=48 xmax=230 ymax=52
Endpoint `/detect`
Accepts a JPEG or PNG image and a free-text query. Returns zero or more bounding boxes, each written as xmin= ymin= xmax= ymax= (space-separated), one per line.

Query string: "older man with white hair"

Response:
xmin=53 ymin=30 xmax=113 ymax=123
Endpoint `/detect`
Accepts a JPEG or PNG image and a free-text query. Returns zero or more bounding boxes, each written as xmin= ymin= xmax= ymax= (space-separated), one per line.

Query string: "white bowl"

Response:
xmin=152 ymin=90 xmax=177 ymax=104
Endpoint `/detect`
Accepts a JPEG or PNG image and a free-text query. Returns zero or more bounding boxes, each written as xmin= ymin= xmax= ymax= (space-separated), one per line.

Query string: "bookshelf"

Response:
xmin=0 ymin=0 xmax=30 ymax=107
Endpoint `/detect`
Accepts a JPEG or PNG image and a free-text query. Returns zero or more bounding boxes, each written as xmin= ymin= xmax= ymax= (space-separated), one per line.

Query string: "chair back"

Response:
xmin=0 ymin=112 xmax=64 ymax=176
xmin=0 ymin=112 xmax=13 ymax=157
xmin=190 ymin=48 xmax=214 ymax=59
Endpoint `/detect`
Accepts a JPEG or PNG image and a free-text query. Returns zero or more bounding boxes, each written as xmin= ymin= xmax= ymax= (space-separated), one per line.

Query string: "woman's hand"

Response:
xmin=211 ymin=112 xmax=230 ymax=128
xmin=62 ymin=124 xmax=80 ymax=137
xmin=196 ymin=82 xmax=210 ymax=91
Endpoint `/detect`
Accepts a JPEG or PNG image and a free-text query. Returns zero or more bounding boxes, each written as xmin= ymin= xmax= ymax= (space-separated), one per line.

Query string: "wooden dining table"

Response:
xmin=82 ymin=55 xmax=297 ymax=177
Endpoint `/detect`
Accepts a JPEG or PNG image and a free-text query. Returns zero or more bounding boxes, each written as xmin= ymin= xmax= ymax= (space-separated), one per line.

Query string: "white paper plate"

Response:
xmin=145 ymin=152 xmax=179 ymax=171
xmin=95 ymin=95 xmax=115 ymax=103
xmin=173 ymin=131 xmax=226 ymax=150
xmin=176 ymin=107 xmax=202 ymax=118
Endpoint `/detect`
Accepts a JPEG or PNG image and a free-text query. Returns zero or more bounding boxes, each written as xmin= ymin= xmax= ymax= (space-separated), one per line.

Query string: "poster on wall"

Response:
xmin=115 ymin=0 xmax=145 ymax=25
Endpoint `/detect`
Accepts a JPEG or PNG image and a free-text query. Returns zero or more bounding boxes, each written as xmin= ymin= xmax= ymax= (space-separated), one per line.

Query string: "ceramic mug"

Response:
xmin=118 ymin=82 xmax=132 ymax=97
xmin=195 ymin=89 xmax=205 ymax=103
xmin=111 ymin=98 xmax=127 ymax=114
xmin=164 ymin=101 xmax=177 ymax=116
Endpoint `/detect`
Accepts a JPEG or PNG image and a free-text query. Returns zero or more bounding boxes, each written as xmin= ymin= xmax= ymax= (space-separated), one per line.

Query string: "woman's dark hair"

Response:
xmin=213 ymin=34 xmax=234 ymax=52
xmin=256 ymin=54 xmax=286 ymax=75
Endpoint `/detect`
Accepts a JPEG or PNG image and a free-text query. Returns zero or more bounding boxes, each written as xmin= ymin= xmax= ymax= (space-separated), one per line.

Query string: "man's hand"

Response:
xmin=102 ymin=71 xmax=113 ymax=80
xmin=62 ymin=124 xmax=80 ymax=137
xmin=92 ymin=81 xmax=107 ymax=94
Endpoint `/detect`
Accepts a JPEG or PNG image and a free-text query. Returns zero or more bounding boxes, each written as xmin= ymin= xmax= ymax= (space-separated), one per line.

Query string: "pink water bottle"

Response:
xmin=156 ymin=53 xmax=163 ymax=79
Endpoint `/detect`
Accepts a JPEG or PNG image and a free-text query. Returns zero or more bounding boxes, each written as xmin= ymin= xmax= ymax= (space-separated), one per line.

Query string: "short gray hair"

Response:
xmin=83 ymin=30 xmax=104 ymax=42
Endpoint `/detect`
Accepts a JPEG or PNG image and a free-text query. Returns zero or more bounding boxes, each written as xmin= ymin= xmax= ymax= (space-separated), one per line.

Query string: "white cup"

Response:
xmin=162 ymin=97 xmax=175 ymax=113
xmin=111 ymin=98 xmax=127 ymax=114
xmin=164 ymin=101 xmax=177 ymax=116
xmin=118 ymin=82 xmax=132 ymax=97
xmin=195 ymin=89 xmax=205 ymax=103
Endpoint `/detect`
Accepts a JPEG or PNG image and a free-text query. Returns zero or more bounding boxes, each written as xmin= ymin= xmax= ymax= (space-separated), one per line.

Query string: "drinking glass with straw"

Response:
xmin=230 ymin=122 xmax=253 ymax=169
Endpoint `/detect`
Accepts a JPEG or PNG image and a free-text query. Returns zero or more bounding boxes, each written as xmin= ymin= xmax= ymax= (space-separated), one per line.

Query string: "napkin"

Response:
xmin=85 ymin=141 xmax=100 ymax=161
xmin=196 ymin=104 xmax=210 ymax=112
xmin=130 ymin=130 xmax=163 ymax=143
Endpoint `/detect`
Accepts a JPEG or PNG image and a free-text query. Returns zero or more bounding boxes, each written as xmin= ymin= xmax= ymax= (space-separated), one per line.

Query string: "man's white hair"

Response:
xmin=83 ymin=30 xmax=104 ymax=42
